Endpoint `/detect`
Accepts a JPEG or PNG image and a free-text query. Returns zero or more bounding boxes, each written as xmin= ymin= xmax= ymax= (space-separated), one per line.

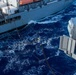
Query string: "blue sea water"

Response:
xmin=0 ymin=1 xmax=76 ymax=75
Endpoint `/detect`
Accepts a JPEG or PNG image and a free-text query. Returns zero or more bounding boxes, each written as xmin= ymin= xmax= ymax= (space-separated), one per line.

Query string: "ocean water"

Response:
xmin=0 ymin=1 xmax=76 ymax=75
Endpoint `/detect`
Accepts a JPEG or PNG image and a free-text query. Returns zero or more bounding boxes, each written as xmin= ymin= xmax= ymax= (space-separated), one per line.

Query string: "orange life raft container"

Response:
xmin=19 ymin=0 xmax=39 ymax=5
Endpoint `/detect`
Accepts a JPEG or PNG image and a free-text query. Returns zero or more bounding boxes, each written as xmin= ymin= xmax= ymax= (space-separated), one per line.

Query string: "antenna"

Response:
xmin=6 ymin=0 xmax=9 ymax=6
xmin=6 ymin=0 xmax=11 ymax=15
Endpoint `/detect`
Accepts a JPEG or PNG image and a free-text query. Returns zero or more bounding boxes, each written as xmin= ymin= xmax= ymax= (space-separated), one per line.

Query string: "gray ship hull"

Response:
xmin=0 ymin=0 xmax=73 ymax=34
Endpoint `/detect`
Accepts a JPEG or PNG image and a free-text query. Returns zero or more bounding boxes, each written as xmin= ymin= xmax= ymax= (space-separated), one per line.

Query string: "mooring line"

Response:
xmin=40 ymin=44 xmax=63 ymax=75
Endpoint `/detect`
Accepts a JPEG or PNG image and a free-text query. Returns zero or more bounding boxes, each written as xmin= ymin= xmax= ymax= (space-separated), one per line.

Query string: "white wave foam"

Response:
xmin=28 ymin=15 xmax=63 ymax=25
xmin=28 ymin=19 xmax=57 ymax=25
xmin=73 ymin=1 xmax=76 ymax=5
xmin=28 ymin=20 xmax=37 ymax=25
xmin=0 ymin=50 xmax=3 ymax=57
xmin=38 ymin=15 xmax=62 ymax=24
xmin=65 ymin=10 xmax=76 ymax=16
xmin=73 ymin=72 xmax=76 ymax=75
xmin=55 ymin=50 xmax=60 ymax=56
xmin=38 ymin=20 xmax=57 ymax=24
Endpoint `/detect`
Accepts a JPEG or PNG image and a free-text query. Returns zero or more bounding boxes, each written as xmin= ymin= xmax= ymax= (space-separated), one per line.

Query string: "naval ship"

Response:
xmin=0 ymin=0 xmax=73 ymax=34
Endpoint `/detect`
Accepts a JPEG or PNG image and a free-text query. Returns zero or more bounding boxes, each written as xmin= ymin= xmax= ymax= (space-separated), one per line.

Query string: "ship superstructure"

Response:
xmin=0 ymin=0 xmax=73 ymax=34
xmin=59 ymin=18 xmax=76 ymax=59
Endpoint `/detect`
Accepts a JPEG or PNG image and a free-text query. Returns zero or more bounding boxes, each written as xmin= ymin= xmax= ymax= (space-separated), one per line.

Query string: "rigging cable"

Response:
xmin=33 ymin=36 xmax=63 ymax=75
xmin=40 ymin=44 xmax=63 ymax=75
xmin=13 ymin=20 xmax=22 ymax=40
xmin=41 ymin=46 xmax=56 ymax=75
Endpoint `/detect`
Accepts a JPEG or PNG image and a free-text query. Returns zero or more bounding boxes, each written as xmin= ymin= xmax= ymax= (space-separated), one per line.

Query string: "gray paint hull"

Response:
xmin=0 ymin=0 xmax=73 ymax=34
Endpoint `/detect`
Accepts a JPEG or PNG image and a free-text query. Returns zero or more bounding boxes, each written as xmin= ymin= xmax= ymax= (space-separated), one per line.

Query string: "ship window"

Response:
xmin=0 ymin=16 xmax=21 ymax=25
xmin=0 ymin=20 xmax=6 ymax=25
xmin=74 ymin=43 xmax=76 ymax=54
xmin=8 ymin=19 xmax=12 ymax=22
xmin=15 ymin=10 xmax=19 ymax=13
xmin=14 ymin=16 xmax=21 ymax=20
xmin=10 ymin=18 xmax=13 ymax=21
xmin=9 ymin=16 xmax=21 ymax=21
xmin=1 ymin=21 xmax=5 ymax=25
xmin=0 ymin=22 xmax=1 ymax=25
